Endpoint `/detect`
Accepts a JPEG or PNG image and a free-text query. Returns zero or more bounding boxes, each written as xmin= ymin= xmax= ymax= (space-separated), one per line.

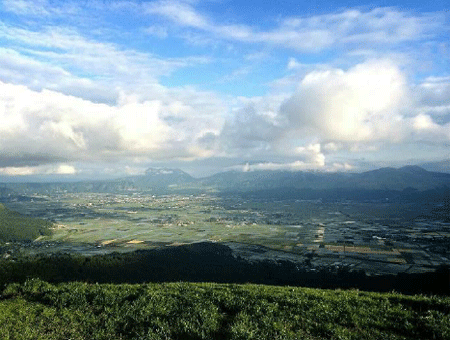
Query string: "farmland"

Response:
xmin=2 ymin=192 xmax=449 ymax=277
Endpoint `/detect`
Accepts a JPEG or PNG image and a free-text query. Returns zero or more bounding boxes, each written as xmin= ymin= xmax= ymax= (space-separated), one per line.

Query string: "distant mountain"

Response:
xmin=2 ymin=165 xmax=450 ymax=196
xmin=344 ymin=166 xmax=450 ymax=191
xmin=398 ymin=165 xmax=429 ymax=174
xmin=420 ymin=159 xmax=450 ymax=174
xmin=200 ymin=166 xmax=450 ymax=192
xmin=2 ymin=168 xmax=196 ymax=194
xmin=119 ymin=167 xmax=195 ymax=190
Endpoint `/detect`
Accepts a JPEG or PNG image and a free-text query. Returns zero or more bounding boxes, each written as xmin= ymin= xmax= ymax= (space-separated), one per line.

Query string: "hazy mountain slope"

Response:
xmin=2 ymin=166 xmax=450 ymax=195
xmin=201 ymin=166 xmax=450 ymax=192
xmin=344 ymin=166 xmax=450 ymax=190
xmin=119 ymin=167 xmax=195 ymax=189
xmin=420 ymin=159 xmax=450 ymax=174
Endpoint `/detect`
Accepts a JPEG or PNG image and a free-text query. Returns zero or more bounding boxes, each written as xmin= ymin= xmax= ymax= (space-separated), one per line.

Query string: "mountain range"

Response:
xmin=420 ymin=159 xmax=450 ymax=173
xmin=1 ymin=165 xmax=450 ymax=199
xmin=198 ymin=165 xmax=450 ymax=191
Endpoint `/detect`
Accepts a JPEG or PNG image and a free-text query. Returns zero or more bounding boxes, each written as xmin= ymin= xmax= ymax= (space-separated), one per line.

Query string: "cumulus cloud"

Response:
xmin=0 ymin=17 xmax=225 ymax=175
xmin=0 ymin=81 xmax=225 ymax=170
xmin=219 ymin=98 xmax=287 ymax=156
xmin=413 ymin=114 xmax=439 ymax=131
xmin=414 ymin=76 xmax=450 ymax=127
xmin=1 ymin=1 xmax=449 ymax=176
xmin=218 ymin=58 xmax=450 ymax=170
xmin=410 ymin=113 xmax=450 ymax=141
xmin=280 ymin=59 xmax=409 ymax=142
xmin=295 ymin=143 xmax=325 ymax=167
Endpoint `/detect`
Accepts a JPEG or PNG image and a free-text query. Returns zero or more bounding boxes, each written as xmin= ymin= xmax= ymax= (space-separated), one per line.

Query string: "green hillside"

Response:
xmin=1 ymin=279 xmax=449 ymax=340
xmin=0 ymin=203 xmax=52 ymax=241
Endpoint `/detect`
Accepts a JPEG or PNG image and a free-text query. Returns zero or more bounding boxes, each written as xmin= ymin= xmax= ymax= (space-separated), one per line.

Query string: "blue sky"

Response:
xmin=0 ymin=0 xmax=449 ymax=178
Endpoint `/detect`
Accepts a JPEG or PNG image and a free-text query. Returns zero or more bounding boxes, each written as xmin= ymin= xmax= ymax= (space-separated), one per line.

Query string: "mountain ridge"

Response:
xmin=2 ymin=165 xmax=450 ymax=195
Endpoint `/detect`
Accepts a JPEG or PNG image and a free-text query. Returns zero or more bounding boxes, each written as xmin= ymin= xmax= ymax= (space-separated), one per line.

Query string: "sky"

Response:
xmin=0 ymin=0 xmax=449 ymax=179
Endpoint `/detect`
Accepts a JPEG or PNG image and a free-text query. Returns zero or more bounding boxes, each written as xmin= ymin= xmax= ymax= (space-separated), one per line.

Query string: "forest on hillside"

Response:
xmin=0 ymin=203 xmax=52 ymax=242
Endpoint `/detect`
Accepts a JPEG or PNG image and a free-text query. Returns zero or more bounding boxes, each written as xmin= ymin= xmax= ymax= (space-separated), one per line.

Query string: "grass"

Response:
xmin=0 ymin=279 xmax=449 ymax=340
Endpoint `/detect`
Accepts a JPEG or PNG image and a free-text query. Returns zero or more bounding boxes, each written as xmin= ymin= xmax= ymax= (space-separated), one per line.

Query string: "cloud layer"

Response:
xmin=0 ymin=80 xmax=224 ymax=169
xmin=0 ymin=1 xmax=449 ymax=176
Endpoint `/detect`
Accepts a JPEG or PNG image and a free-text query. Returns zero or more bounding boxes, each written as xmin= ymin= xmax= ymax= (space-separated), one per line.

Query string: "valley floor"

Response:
xmin=2 ymin=192 xmax=450 ymax=277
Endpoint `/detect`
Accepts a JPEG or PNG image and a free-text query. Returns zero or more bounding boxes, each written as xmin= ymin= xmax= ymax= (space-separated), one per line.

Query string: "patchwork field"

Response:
xmin=41 ymin=194 xmax=280 ymax=247
xmin=3 ymin=192 xmax=450 ymax=276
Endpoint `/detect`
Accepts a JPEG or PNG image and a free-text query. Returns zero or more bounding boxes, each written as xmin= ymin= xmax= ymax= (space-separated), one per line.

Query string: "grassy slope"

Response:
xmin=0 ymin=279 xmax=449 ymax=340
xmin=0 ymin=203 xmax=52 ymax=241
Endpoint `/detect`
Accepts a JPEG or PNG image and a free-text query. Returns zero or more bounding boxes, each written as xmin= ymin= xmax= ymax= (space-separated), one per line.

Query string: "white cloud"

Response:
xmin=2 ymin=0 xmax=51 ymax=16
xmin=236 ymin=158 xmax=352 ymax=172
xmin=0 ymin=23 xmax=211 ymax=102
xmin=220 ymin=105 xmax=279 ymax=153
xmin=0 ymin=17 xmax=225 ymax=170
xmin=55 ymin=164 xmax=77 ymax=175
xmin=410 ymin=113 xmax=450 ymax=141
xmin=218 ymin=66 xmax=252 ymax=83
xmin=217 ymin=58 xmax=450 ymax=169
xmin=413 ymin=114 xmax=439 ymax=131
xmin=144 ymin=25 xmax=169 ymax=38
xmin=0 ymin=163 xmax=77 ymax=176
xmin=0 ymin=80 xmax=226 ymax=168
xmin=146 ymin=0 xmax=209 ymax=29
xmin=146 ymin=3 xmax=444 ymax=52
xmin=2 ymin=0 xmax=117 ymax=17
xmin=239 ymin=160 xmax=323 ymax=172
xmin=323 ymin=142 xmax=342 ymax=152
xmin=0 ymin=47 xmax=120 ymax=104
xmin=287 ymin=58 xmax=302 ymax=70
xmin=327 ymin=162 xmax=354 ymax=172
xmin=417 ymin=76 xmax=450 ymax=106
xmin=219 ymin=94 xmax=289 ymax=157
xmin=280 ymin=59 xmax=409 ymax=142
xmin=1 ymin=1 xmax=449 ymax=174
xmin=0 ymin=166 xmax=37 ymax=176
xmin=244 ymin=52 xmax=268 ymax=61
xmin=295 ymin=143 xmax=325 ymax=167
